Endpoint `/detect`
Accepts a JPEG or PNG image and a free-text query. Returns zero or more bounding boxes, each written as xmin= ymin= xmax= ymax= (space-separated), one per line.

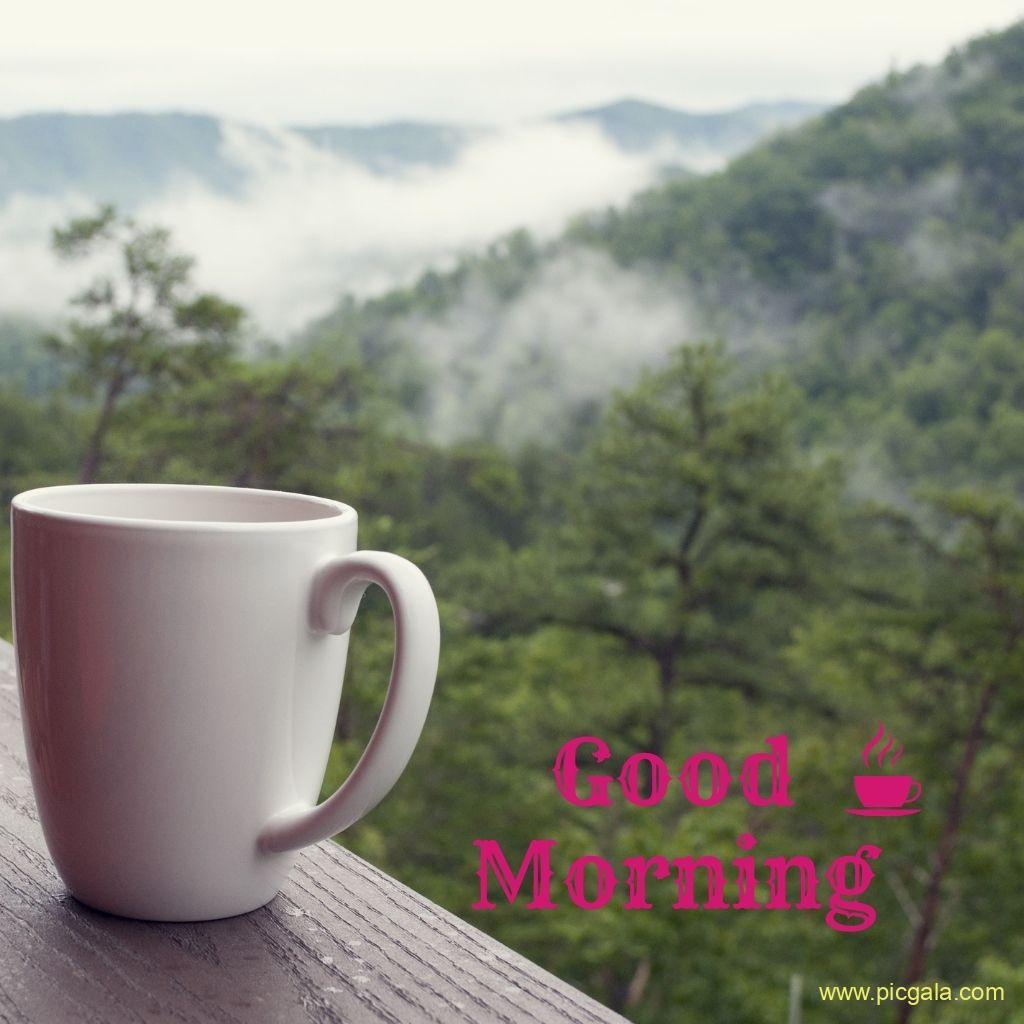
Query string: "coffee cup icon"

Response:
xmin=846 ymin=724 xmax=923 ymax=817
xmin=854 ymin=775 xmax=921 ymax=808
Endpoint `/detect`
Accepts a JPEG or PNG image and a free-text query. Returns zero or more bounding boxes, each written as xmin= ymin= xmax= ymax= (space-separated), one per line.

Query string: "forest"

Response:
xmin=2 ymin=21 xmax=1024 ymax=1024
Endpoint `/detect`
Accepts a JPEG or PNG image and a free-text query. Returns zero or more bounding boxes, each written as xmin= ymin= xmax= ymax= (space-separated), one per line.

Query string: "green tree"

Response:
xmin=479 ymin=343 xmax=841 ymax=756
xmin=894 ymin=493 xmax=1024 ymax=1023
xmin=47 ymin=205 xmax=243 ymax=482
xmin=790 ymin=490 xmax=1024 ymax=1024
xmin=117 ymin=358 xmax=342 ymax=490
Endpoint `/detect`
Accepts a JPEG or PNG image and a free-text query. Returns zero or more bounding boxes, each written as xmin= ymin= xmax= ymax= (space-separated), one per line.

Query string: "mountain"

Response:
xmin=0 ymin=112 xmax=247 ymax=207
xmin=558 ymin=98 xmax=824 ymax=167
xmin=300 ymin=20 xmax=1024 ymax=490
xmin=0 ymin=99 xmax=825 ymax=207
xmin=291 ymin=121 xmax=482 ymax=173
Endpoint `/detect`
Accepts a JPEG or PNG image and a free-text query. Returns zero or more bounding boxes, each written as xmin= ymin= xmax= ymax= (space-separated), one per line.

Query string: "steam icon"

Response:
xmin=846 ymin=723 xmax=923 ymax=817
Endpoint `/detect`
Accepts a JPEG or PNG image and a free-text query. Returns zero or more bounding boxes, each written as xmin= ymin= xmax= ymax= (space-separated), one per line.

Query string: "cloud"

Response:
xmin=406 ymin=247 xmax=701 ymax=444
xmin=0 ymin=119 xmax=666 ymax=336
xmin=819 ymin=169 xmax=961 ymax=241
xmin=0 ymin=192 xmax=101 ymax=322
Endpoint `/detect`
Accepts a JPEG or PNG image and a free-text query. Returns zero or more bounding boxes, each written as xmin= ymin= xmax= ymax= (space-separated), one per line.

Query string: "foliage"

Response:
xmin=46 ymin=205 xmax=243 ymax=482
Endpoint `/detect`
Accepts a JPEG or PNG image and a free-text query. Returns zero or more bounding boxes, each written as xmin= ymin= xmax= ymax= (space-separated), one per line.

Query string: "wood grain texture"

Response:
xmin=0 ymin=640 xmax=628 ymax=1024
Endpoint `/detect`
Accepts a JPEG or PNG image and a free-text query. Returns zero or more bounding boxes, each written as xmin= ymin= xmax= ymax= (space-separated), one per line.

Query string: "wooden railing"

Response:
xmin=0 ymin=640 xmax=628 ymax=1024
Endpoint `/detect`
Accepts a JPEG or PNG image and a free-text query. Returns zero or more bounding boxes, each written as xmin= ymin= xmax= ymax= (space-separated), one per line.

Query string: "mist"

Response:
xmin=0 ymin=119 xmax=674 ymax=336
xmin=405 ymin=247 xmax=701 ymax=445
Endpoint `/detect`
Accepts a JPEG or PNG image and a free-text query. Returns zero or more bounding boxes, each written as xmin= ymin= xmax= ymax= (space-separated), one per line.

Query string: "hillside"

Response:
xmin=573 ymin=22 xmax=1024 ymax=490
xmin=303 ymin=21 xmax=1024 ymax=492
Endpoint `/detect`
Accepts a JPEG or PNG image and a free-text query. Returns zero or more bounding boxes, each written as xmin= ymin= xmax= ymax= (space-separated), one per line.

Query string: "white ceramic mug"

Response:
xmin=10 ymin=483 xmax=440 ymax=921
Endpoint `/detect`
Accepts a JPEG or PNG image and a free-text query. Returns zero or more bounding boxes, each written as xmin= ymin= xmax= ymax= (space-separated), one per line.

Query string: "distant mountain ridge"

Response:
xmin=0 ymin=99 xmax=825 ymax=207
xmin=0 ymin=112 xmax=246 ymax=208
xmin=291 ymin=120 xmax=483 ymax=174
xmin=559 ymin=98 xmax=823 ymax=165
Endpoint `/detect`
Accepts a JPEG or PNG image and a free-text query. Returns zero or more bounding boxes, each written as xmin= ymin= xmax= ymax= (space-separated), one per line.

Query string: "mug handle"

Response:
xmin=258 ymin=551 xmax=440 ymax=854
xmin=906 ymin=780 xmax=923 ymax=804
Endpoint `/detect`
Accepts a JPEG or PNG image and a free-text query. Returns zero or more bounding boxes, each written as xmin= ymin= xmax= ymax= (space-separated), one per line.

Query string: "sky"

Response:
xmin=2 ymin=1 xmax=1023 ymax=123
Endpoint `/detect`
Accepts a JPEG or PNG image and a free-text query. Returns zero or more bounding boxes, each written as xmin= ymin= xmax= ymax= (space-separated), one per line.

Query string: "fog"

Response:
xmin=406 ymin=247 xmax=701 ymax=444
xmin=0 ymin=119 xmax=674 ymax=335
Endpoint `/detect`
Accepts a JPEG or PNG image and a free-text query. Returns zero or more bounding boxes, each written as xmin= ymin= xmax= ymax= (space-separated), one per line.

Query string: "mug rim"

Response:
xmin=11 ymin=483 xmax=357 ymax=532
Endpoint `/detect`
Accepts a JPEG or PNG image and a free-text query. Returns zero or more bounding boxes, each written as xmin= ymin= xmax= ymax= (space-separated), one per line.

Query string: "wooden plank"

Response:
xmin=0 ymin=640 xmax=628 ymax=1024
